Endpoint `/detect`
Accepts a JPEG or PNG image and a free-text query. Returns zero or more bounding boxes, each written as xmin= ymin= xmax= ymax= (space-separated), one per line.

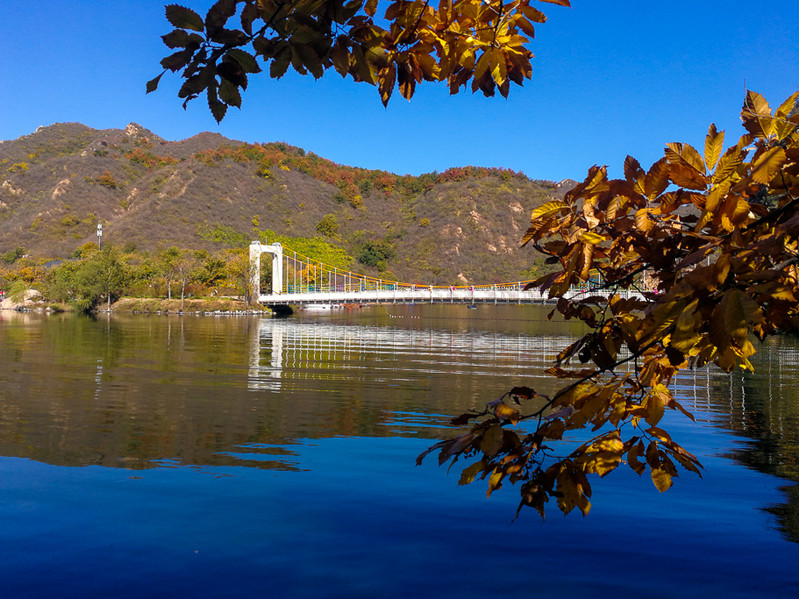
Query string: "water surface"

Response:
xmin=0 ymin=305 xmax=797 ymax=597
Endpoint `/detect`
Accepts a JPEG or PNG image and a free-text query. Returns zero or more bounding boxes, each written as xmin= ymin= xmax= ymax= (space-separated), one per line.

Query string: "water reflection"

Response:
xmin=0 ymin=308 xmax=574 ymax=473
xmin=705 ymin=338 xmax=799 ymax=542
xmin=247 ymin=317 xmax=576 ymax=392
xmin=1 ymin=308 xmax=799 ymax=544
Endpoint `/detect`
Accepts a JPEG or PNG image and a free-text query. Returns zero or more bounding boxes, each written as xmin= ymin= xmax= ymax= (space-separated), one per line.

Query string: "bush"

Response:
xmin=316 ymin=214 xmax=339 ymax=237
xmin=2 ymin=247 xmax=25 ymax=265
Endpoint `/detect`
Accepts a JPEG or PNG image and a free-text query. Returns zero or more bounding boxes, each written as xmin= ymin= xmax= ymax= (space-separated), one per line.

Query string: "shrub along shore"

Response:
xmin=0 ymin=294 xmax=268 ymax=315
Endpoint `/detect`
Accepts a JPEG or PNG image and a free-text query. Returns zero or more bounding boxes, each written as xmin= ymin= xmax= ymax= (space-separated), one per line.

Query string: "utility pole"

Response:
xmin=97 ymin=222 xmax=103 ymax=249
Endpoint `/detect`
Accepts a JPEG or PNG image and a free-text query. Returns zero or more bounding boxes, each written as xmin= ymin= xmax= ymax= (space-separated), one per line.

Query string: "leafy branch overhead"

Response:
xmin=148 ymin=0 xmax=570 ymax=120
xmin=419 ymin=91 xmax=799 ymax=518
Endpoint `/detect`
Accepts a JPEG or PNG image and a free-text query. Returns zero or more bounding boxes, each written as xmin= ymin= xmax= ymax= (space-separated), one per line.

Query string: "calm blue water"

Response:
xmin=0 ymin=306 xmax=797 ymax=598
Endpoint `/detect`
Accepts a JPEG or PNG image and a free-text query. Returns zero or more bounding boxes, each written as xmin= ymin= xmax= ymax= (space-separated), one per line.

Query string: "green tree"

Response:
xmin=2 ymin=247 xmax=26 ymax=265
xmin=48 ymin=246 xmax=129 ymax=312
xmin=44 ymin=261 xmax=82 ymax=304
xmin=157 ymin=246 xmax=181 ymax=300
xmin=316 ymin=214 xmax=340 ymax=237
xmin=81 ymin=246 xmax=128 ymax=312
xmin=223 ymin=247 xmax=258 ymax=304
xmin=357 ymin=239 xmax=395 ymax=270
xmin=174 ymin=249 xmax=204 ymax=309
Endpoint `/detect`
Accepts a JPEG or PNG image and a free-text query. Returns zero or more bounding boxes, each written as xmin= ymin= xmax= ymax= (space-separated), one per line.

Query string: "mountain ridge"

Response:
xmin=0 ymin=122 xmax=571 ymax=284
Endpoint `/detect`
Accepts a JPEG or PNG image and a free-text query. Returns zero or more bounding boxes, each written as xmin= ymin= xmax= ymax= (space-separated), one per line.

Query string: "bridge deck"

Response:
xmin=258 ymin=287 xmax=645 ymax=306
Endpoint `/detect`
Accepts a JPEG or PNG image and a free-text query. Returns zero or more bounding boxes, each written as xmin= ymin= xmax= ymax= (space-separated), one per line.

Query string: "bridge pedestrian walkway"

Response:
xmin=249 ymin=240 xmax=645 ymax=307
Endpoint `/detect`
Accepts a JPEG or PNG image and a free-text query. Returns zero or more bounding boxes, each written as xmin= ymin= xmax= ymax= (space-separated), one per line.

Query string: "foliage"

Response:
xmin=192 ymin=141 xmax=528 ymax=205
xmin=7 ymin=279 xmax=28 ymax=302
xmin=95 ymin=170 xmax=118 ymax=189
xmin=2 ymin=246 xmax=25 ymax=265
xmin=316 ymin=213 xmax=340 ymax=237
xmin=357 ymin=239 xmax=395 ymax=269
xmin=125 ymin=148 xmax=182 ymax=169
xmin=197 ymin=222 xmax=249 ymax=246
xmin=418 ymin=91 xmax=799 ymax=518
xmin=149 ymin=0 xmax=570 ymax=120
xmin=156 ymin=246 xmax=182 ymax=300
xmin=261 ymin=229 xmax=355 ymax=271
xmin=222 ymin=247 xmax=257 ymax=303
xmin=46 ymin=246 xmax=128 ymax=312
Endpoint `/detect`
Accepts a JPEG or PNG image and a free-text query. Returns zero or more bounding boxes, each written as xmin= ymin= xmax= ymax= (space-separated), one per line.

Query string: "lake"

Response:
xmin=1 ymin=305 xmax=797 ymax=598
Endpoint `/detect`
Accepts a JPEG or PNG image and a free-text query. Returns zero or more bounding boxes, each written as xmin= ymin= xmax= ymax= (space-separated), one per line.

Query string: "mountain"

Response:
xmin=0 ymin=122 xmax=568 ymax=284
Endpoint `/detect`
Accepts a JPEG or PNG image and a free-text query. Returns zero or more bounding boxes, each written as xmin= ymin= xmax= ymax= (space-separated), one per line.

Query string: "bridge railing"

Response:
xmin=262 ymin=241 xmax=651 ymax=304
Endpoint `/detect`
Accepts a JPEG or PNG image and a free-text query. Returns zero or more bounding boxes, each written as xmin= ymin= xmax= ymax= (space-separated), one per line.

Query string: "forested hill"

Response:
xmin=0 ymin=122 xmax=572 ymax=284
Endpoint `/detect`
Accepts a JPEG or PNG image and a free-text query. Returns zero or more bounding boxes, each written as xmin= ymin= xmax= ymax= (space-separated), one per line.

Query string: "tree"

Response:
xmin=48 ymin=246 xmax=129 ymax=312
xmin=223 ymin=247 xmax=259 ymax=303
xmin=157 ymin=246 xmax=182 ymax=300
xmin=149 ymin=0 xmax=570 ymax=120
xmin=417 ymin=91 xmax=799 ymax=517
xmin=174 ymin=250 xmax=204 ymax=309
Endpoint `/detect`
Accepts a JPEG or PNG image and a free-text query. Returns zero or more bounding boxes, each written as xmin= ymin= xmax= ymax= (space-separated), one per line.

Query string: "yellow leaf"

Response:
xmin=635 ymin=208 xmax=654 ymax=233
xmin=651 ymin=467 xmax=673 ymax=492
xmin=665 ymin=142 xmax=705 ymax=173
xmin=750 ymin=146 xmax=787 ymax=184
xmin=473 ymin=50 xmax=490 ymax=81
xmin=712 ymin=145 xmax=746 ymax=185
xmin=489 ymin=49 xmax=507 ymax=87
xmin=775 ymin=91 xmax=799 ymax=119
xmin=644 ymin=392 xmax=665 ymax=427
xmin=486 ymin=468 xmax=503 ymax=497
xmin=515 ymin=15 xmax=537 ymax=38
xmin=644 ymin=158 xmax=670 ymax=199
xmin=704 ymin=123 xmax=725 ymax=170
xmin=494 ymin=402 xmax=520 ymax=424
xmin=520 ymin=5 xmax=547 ymax=23
xmin=670 ymin=299 xmax=701 ymax=353
xmin=458 ymin=460 xmax=485 ymax=486
xmin=530 ymin=200 xmax=569 ymax=221
xmin=580 ymin=231 xmax=606 ymax=245
xmin=742 ymin=90 xmax=774 ymax=137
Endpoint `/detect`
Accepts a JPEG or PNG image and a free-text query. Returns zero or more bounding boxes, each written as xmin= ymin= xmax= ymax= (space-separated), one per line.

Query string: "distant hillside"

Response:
xmin=0 ymin=122 xmax=570 ymax=284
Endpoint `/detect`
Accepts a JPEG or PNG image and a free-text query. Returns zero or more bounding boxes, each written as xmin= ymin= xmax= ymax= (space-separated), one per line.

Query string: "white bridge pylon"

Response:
xmin=250 ymin=241 xmax=284 ymax=296
xmin=249 ymin=239 xmax=644 ymax=307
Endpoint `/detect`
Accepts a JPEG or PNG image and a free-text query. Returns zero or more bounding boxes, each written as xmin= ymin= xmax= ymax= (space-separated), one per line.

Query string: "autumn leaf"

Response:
xmin=417 ymin=91 xmax=798 ymax=517
xmin=750 ymin=147 xmax=787 ymax=184
xmin=705 ymin=123 xmax=725 ymax=170
xmin=651 ymin=467 xmax=673 ymax=492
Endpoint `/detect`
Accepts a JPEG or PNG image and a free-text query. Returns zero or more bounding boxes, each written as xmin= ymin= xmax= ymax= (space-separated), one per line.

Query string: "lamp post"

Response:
xmin=97 ymin=222 xmax=103 ymax=249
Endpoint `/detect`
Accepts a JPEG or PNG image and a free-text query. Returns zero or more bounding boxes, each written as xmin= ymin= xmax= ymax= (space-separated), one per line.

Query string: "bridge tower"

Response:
xmin=249 ymin=241 xmax=284 ymax=296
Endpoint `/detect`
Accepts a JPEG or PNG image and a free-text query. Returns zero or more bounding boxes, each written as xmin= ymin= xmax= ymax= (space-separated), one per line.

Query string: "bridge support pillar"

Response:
xmin=250 ymin=241 xmax=284 ymax=297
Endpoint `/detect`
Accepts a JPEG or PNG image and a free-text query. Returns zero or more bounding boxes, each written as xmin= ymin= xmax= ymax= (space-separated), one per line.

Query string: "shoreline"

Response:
xmin=0 ymin=296 xmax=270 ymax=315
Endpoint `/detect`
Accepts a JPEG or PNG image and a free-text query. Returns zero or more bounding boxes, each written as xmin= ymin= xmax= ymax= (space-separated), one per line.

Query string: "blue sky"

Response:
xmin=1 ymin=1 xmax=797 ymax=182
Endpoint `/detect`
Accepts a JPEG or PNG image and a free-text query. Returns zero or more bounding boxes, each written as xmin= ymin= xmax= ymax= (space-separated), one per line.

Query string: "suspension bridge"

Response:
xmin=249 ymin=241 xmax=644 ymax=309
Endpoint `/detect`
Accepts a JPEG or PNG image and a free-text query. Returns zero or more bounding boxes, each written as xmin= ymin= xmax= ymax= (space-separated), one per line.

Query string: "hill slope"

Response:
xmin=0 ymin=123 xmax=566 ymax=284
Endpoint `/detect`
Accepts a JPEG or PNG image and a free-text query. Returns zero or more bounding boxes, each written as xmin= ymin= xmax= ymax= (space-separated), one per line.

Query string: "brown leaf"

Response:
xmin=480 ymin=424 xmax=504 ymax=457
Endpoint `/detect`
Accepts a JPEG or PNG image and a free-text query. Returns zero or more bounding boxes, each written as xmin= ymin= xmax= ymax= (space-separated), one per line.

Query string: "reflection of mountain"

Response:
xmin=0 ymin=310 xmax=569 ymax=472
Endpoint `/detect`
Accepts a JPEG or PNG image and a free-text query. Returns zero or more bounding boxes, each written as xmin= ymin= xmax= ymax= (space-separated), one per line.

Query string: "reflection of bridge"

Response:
xmin=248 ymin=317 xmax=578 ymax=392
xmin=249 ymin=241 xmax=644 ymax=308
